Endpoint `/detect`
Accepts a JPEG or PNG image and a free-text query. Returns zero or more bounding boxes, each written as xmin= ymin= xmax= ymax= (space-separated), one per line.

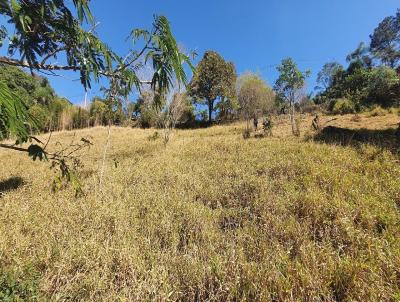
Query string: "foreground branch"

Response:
xmin=0 ymin=56 xmax=152 ymax=84
xmin=0 ymin=143 xmax=28 ymax=153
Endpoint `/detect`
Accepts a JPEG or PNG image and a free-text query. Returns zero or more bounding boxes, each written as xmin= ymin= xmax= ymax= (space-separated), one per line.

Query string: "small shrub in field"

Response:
xmin=350 ymin=114 xmax=362 ymax=122
xmin=301 ymin=102 xmax=320 ymax=114
xmin=387 ymin=107 xmax=400 ymax=116
xmin=332 ymin=99 xmax=355 ymax=115
xmin=0 ymin=269 xmax=40 ymax=301
xmin=242 ymin=128 xmax=251 ymax=139
xmin=367 ymin=106 xmax=387 ymax=117
xmin=147 ymin=131 xmax=160 ymax=141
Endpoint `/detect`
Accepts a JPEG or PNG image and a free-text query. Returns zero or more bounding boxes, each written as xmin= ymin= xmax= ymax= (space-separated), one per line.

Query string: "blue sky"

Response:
xmin=2 ymin=0 xmax=399 ymax=105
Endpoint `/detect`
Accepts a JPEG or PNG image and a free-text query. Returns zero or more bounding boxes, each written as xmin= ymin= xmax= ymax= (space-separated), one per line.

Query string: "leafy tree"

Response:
xmin=274 ymin=58 xmax=310 ymax=135
xmin=346 ymin=42 xmax=373 ymax=69
xmin=366 ymin=66 xmax=399 ymax=107
xmin=216 ymin=97 xmax=239 ymax=121
xmin=370 ymin=10 xmax=400 ymax=68
xmin=133 ymin=91 xmax=162 ymax=128
xmin=316 ymin=62 xmax=344 ymax=91
xmin=28 ymin=104 xmax=50 ymax=133
xmin=89 ymin=98 xmax=108 ymax=126
xmin=237 ymin=73 xmax=274 ymax=129
xmin=0 ymin=64 xmax=55 ymax=106
xmin=315 ymin=11 xmax=400 ymax=111
xmin=318 ymin=60 xmax=399 ymax=110
xmin=48 ymin=98 xmax=72 ymax=130
xmin=189 ymin=51 xmax=236 ymax=123
xmin=72 ymin=107 xmax=90 ymax=129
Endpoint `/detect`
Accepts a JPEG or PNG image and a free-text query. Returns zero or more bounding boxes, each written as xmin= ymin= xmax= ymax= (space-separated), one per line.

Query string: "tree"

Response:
xmin=316 ymin=62 xmax=344 ymax=91
xmin=0 ymin=0 xmax=192 ymax=190
xmin=366 ymin=66 xmax=400 ymax=107
xmin=0 ymin=64 xmax=56 ymax=107
xmin=346 ymin=42 xmax=373 ymax=69
xmin=237 ymin=73 xmax=274 ymax=129
xmin=48 ymin=98 xmax=72 ymax=131
xmin=274 ymin=58 xmax=310 ymax=135
xmin=216 ymin=97 xmax=239 ymax=121
xmin=189 ymin=51 xmax=236 ymax=123
xmin=370 ymin=10 xmax=400 ymax=68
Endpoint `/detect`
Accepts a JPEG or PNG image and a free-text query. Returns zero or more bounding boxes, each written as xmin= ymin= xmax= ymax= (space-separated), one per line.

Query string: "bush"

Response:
xmin=139 ymin=107 xmax=162 ymax=128
xmin=0 ymin=269 xmax=40 ymax=301
xmin=242 ymin=128 xmax=251 ymax=139
xmin=301 ymin=103 xmax=320 ymax=114
xmin=28 ymin=104 xmax=50 ymax=133
xmin=350 ymin=114 xmax=362 ymax=122
xmin=332 ymin=99 xmax=355 ymax=115
xmin=367 ymin=106 xmax=387 ymax=117
xmin=387 ymin=107 xmax=399 ymax=115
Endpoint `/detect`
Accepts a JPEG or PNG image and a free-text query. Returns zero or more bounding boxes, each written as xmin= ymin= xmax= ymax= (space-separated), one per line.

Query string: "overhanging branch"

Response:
xmin=0 ymin=56 xmax=152 ymax=84
xmin=0 ymin=143 xmax=28 ymax=153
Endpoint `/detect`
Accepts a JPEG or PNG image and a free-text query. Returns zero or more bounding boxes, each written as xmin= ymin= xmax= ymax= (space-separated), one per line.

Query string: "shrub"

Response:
xmin=332 ymin=99 xmax=355 ymax=115
xmin=0 ymin=269 xmax=40 ymax=301
xmin=242 ymin=128 xmax=251 ymax=139
xmin=139 ymin=107 xmax=162 ymax=128
xmin=350 ymin=114 xmax=362 ymax=122
xmin=367 ymin=106 xmax=387 ymax=117
xmin=387 ymin=107 xmax=399 ymax=115
xmin=147 ymin=131 xmax=160 ymax=141
xmin=28 ymin=104 xmax=50 ymax=133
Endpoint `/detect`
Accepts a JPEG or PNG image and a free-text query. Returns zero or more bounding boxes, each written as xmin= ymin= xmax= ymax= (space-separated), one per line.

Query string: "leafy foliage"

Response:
xmin=274 ymin=58 xmax=310 ymax=105
xmin=370 ymin=9 xmax=400 ymax=67
xmin=274 ymin=58 xmax=309 ymax=135
xmin=332 ymin=98 xmax=355 ymax=115
xmin=189 ymin=51 xmax=236 ymax=122
xmin=315 ymin=11 xmax=400 ymax=111
xmin=0 ymin=268 xmax=40 ymax=301
xmin=0 ymin=81 xmax=37 ymax=143
xmin=315 ymin=62 xmax=344 ymax=91
xmin=237 ymin=73 xmax=274 ymax=122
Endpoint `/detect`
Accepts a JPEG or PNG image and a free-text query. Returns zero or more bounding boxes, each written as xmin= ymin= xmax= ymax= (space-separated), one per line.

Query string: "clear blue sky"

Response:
xmin=3 ymin=0 xmax=400 ymax=105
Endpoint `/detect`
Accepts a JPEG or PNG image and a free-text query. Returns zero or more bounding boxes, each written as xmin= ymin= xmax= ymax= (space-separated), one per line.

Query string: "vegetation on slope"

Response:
xmin=0 ymin=115 xmax=399 ymax=301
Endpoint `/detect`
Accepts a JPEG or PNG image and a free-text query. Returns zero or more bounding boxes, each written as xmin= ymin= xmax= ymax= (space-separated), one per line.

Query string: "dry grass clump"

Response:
xmin=350 ymin=114 xmax=362 ymax=122
xmin=0 ymin=115 xmax=399 ymax=301
xmin=367 ymin=106 xmax=388 ymax=117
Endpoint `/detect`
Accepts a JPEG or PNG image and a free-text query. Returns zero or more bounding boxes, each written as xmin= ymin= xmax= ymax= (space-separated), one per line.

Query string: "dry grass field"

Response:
xmin=0 ymin=113 xmax=399 ymax=301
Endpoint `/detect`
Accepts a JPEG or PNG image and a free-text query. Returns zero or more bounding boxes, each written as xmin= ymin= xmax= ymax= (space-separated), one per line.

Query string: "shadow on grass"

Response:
xmin=0 ymin=177 xmax=24 ymax=196
xmin=313 ymin=126 xmax=400 ymax=155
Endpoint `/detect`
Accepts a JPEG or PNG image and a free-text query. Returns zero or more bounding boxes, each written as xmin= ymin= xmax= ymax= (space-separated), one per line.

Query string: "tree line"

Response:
xmin=1 ymin=4 xmax=399 ymax=137
xmin=314 ymin=10 xmax=400 ymax=113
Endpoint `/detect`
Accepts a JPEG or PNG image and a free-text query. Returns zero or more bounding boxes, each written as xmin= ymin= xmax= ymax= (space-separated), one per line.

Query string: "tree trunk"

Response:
xmin=208 ymin=100 xmax=214 ymax=124
xmin=289 ymin=101 xmax=297 ymax=135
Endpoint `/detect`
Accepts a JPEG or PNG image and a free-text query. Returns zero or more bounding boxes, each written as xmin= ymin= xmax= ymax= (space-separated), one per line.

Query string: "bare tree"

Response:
xmin=162 ymin=86 xmax=189 ymax=145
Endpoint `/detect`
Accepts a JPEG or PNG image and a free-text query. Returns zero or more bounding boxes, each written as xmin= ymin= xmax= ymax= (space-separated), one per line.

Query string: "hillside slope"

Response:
xmin=0 ymin=114 xmax=399 ymax=301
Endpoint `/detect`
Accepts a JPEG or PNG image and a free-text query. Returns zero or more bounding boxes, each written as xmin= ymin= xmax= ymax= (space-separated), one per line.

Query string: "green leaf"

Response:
xmin=27 ymin=144 xmax=47 ymax=161
xmin=0 ymin=81 xmax=38 ymax=143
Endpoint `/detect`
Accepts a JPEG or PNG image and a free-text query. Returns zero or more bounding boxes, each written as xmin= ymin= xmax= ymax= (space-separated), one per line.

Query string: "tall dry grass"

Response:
xmin=0 ymin=114 xmax=399 ymax=301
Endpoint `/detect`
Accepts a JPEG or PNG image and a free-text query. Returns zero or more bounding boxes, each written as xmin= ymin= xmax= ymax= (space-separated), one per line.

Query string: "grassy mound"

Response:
xmin=0 ymin=115 xmax=399 ymax=301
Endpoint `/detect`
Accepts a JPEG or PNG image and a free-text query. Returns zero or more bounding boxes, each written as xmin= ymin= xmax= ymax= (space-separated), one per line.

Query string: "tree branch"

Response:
xmin=0 ymin=56 xmax=152 ymax=84
xmin=0 ymin=143 xmax=29 ymax=153
xmin=40 ymin=47 xmax=68 ymax=65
